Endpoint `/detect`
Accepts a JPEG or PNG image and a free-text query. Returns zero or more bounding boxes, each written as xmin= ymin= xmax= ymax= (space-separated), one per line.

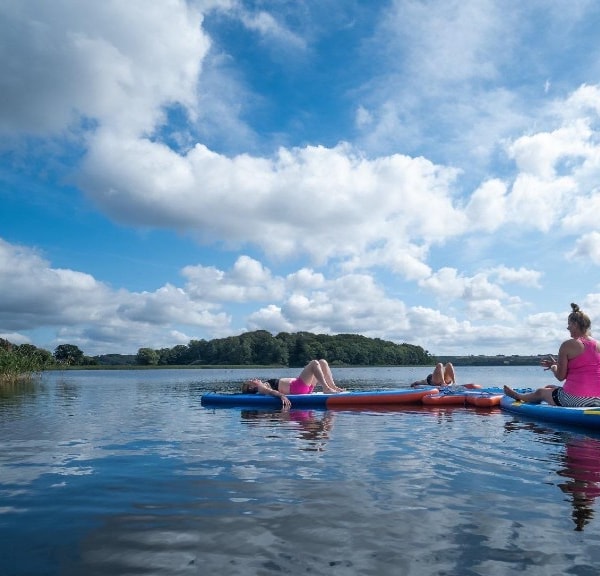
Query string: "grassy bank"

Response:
xmin=0 ymin=348 xmax=47 ymax=385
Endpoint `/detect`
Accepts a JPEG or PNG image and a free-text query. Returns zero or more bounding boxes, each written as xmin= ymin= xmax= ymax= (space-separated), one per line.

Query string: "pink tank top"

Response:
xmin=564 ymin=338 xmax=600 ymax=397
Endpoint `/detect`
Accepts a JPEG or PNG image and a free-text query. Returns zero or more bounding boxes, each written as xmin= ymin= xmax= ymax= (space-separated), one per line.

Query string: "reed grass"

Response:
xmin=0 ymin=347 xmax=48 ymax=385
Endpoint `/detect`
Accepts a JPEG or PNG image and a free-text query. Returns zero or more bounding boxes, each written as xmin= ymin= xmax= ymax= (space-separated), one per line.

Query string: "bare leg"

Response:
xmin=298 ymin=360 xmax=341 ymax=394
xmin=318 ymin=359 xmax=344 ymax=392
xmin=431 ymin=363 xmax=445 ymax=385
xmin=443 ymin=363 xmax=456 ymax=385
xmin=503 ymin=385 xmax=557 ymax=405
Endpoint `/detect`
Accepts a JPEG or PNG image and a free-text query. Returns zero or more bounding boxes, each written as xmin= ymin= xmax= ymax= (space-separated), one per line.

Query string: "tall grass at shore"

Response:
xmin=0 ymin=346 xmax=48 ymax=384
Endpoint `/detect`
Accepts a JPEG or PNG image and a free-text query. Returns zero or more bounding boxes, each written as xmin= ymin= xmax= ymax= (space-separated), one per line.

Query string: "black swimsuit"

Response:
xmin=266 ymin=378 xmax=280 ymax=391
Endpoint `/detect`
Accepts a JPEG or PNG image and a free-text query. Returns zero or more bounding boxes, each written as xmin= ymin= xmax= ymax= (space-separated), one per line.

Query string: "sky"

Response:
xmin=2 ymin=0 xmax=600 ymax=357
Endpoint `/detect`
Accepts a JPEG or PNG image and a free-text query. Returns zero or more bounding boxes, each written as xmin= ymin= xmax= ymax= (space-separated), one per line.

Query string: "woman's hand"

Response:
xmin=540 ymin=355 xmax=556 ymax=370
xmin=279 ymin=394 xmax=291 ymax=410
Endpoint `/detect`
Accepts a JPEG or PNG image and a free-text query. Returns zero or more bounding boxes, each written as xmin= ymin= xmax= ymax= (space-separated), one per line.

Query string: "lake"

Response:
xmin=1 ymin=366 xmax=599 ymax=575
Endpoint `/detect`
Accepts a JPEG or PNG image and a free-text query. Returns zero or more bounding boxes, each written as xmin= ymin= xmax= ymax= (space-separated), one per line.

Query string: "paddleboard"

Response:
xmin=201 ymin=387 xmax=438 ymax=409
xmin=422 ymin=387 xmax=503 ymax=407
xmin=500 ymin=396 xmax=600 ymax=430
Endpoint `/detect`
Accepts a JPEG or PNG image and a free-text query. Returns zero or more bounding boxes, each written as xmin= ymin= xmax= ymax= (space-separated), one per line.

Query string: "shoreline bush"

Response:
xmin=0 ymin=341 xmax=51 ymax=385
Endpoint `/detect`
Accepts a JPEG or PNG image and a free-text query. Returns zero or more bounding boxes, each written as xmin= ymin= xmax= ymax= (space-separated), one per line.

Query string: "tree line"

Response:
xmin=0 ymin=331 xmax=435 ymax=381
xmin=134 ymin=331 xmax=434 ymax=367
xmin=0 ymin=334 xmax=549 ymax=383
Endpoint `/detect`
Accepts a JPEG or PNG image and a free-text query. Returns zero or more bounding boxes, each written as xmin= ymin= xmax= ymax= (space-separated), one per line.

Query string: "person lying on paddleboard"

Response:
xmin=241 ymin=359 xmax=345 ymax=409
xmin=411 ymin=362 xmax=456 ymax=388
xmin=504 ymin=303 xmax=600 ymax=407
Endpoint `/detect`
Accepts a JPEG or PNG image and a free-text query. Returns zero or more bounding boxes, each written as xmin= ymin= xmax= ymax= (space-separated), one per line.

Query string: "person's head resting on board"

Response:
xmin=241 ymin=379 xmax=261 ymax=394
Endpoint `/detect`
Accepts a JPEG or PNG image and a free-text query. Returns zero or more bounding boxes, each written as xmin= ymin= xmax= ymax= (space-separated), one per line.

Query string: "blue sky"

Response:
xmin=2 ymin=0 xmax=600 ymax=357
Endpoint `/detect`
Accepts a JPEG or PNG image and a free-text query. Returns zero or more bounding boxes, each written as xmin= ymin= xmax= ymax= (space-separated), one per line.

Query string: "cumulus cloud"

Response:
xmin=0 ymin=239 xmax=112 ymax=330
xmin=464 ymin=179 xmax=508 ymax=232
xmin=567 ymin=232 xmax=600 ymax=265
xmin=419 ymin=267 xmax=509 ymax=303
xmin=79 ymin=136 xmax=464 ymax=268
xmin=488 ymin=266 xmax=542 ymax=288
xmin=0 ymin=238 xmax=230 ymax=353
xmin=0 ymin=230 xmax=592 ymax=356
xmin=182 ymin=255 xmax=285 ymax=302
xmin=248 ymin=273 xmax=409 ymax=336
xmin=0 ymin=0 xmax=208 ymax=137
xmin=0 ymin=332 xmax=32 ymax=345
xmin=507 ymin=122 xmax=591 ymax=179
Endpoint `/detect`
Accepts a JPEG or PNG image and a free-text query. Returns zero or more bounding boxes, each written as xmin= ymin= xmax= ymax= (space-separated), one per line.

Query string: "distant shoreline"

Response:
xmin=45 ymin=355 xmax=547 ymax=370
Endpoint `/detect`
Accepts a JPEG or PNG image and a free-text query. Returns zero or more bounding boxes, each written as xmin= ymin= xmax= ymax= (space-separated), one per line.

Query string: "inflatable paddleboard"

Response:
xmin=201 ymin=388 xmax=438 ymax=409
xmin=500 ymin=396 xmax=600 ymax=430
xmin=465 ymin=392 xmax=504 ymax=408
xmin=422 ymin=387 xmax=503 ymax=408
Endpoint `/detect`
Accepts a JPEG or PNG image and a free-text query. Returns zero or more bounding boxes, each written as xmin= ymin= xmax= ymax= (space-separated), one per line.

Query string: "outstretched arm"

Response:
xmin=256 ymin=381 xmax=291 ymax=409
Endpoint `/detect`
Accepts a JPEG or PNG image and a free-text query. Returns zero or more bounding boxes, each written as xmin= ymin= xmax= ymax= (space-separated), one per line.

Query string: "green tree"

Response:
xmin=186 ymin=340 xmax=208 ymax=364
xmin=157 ymin=348 xmax=172 ymax=365
xmin=54 ymin=344 xmax=84 ymax=366
xmin=136 ymin=348 xmax=159 ymax=365
xmin=166 ymin=345 xmax=188 ymax=365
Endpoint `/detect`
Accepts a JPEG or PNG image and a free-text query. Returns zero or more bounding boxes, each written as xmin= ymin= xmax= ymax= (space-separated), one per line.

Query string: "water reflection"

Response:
xmin=0 ymin=378 xmax=39 ymax=403
xmin=240 ymin=409 xmax=335 ymax=451
xmin=556 ymin=436 xmax=600 ymax=531
xmin=504 ymin=419 xmax=600 ymax=531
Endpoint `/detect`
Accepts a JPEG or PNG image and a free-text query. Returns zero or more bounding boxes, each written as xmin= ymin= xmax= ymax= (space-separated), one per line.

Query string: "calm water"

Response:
xmin=1 ymin=366 xmax=600 ymax=575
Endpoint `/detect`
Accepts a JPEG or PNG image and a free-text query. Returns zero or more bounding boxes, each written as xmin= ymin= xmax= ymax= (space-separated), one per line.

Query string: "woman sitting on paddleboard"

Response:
xmin=241 ymin=359 xmax=345 ymax=409
xmin=504 ymin=303 xmax=600 ymax=407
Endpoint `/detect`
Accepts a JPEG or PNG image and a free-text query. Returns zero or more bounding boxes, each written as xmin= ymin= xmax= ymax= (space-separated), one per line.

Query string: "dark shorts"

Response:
xmin=551 ymin=387 xmax=600 ymax=407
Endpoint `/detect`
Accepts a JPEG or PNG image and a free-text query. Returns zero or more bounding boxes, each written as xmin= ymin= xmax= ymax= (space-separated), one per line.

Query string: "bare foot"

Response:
xmin=503 ymin=385 xmax=521 ymax=401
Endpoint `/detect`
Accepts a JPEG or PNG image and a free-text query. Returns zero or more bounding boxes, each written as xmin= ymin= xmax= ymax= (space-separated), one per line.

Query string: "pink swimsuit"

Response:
xmin=564 ymin=338 xmax=600 ymax=397
xmin=289 ymin=378 xmax=314 ymax=394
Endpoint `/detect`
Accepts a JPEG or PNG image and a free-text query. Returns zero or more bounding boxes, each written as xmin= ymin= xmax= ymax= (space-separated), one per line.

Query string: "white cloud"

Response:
xmin=0 ymin=238 xmax=230 ymax=353
xmin=0 ymin=0 xmax=208 ymax=137
xmin=489 ymin=266 xmax=542 ymax=288
xmin=182 ymin=256 xmax=285 ymax=302
xmin=0 ymin=239 xmax=112 ymax=330
xmin=355 ymin=106 xmax=373 ymax=129
xmin=419 ymin=267 xmax=508 ymax=302
xmin=273 ymin=273 xmax=410 ymax=336
xmin=117 ymin=284 xmax=230 ymax=326
xmin=464 ymin=299 xmax=517 ymax=322
xmin=0 ymin=231 xmax=594 ymax=356
xmin=247 ymin=304 xmax=294 ymax=334
xmin=505 ymin=174 xmax=576 ymax=232
xmin=419 ymin=268 xmax=465 ymax=300
xmin=354 ymin=0 xmax=527 ymax=167
xmin=464 ymin=179 xmax=508 ymax=232
xmin=0 ymin=332 xmax=31 ymax=345
xmin=406 ymin=306 xmax=470 ymax=346
xmin=567 ymin=232 xmax=600 ymax=265
xmin=507 ymin=121 xmax=592 ymax=179
xmin=562 ymin=193 xmax=600 ymax=232
xmin=387 ymin=0 xmax=502 ymax=84
xmin=239 ymin=9 xmax=306 ymax=51
xmin=285 ymin=269 xmax=326 ymax=292
xmin=79 ymin=135 xmax=464 ymax=267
